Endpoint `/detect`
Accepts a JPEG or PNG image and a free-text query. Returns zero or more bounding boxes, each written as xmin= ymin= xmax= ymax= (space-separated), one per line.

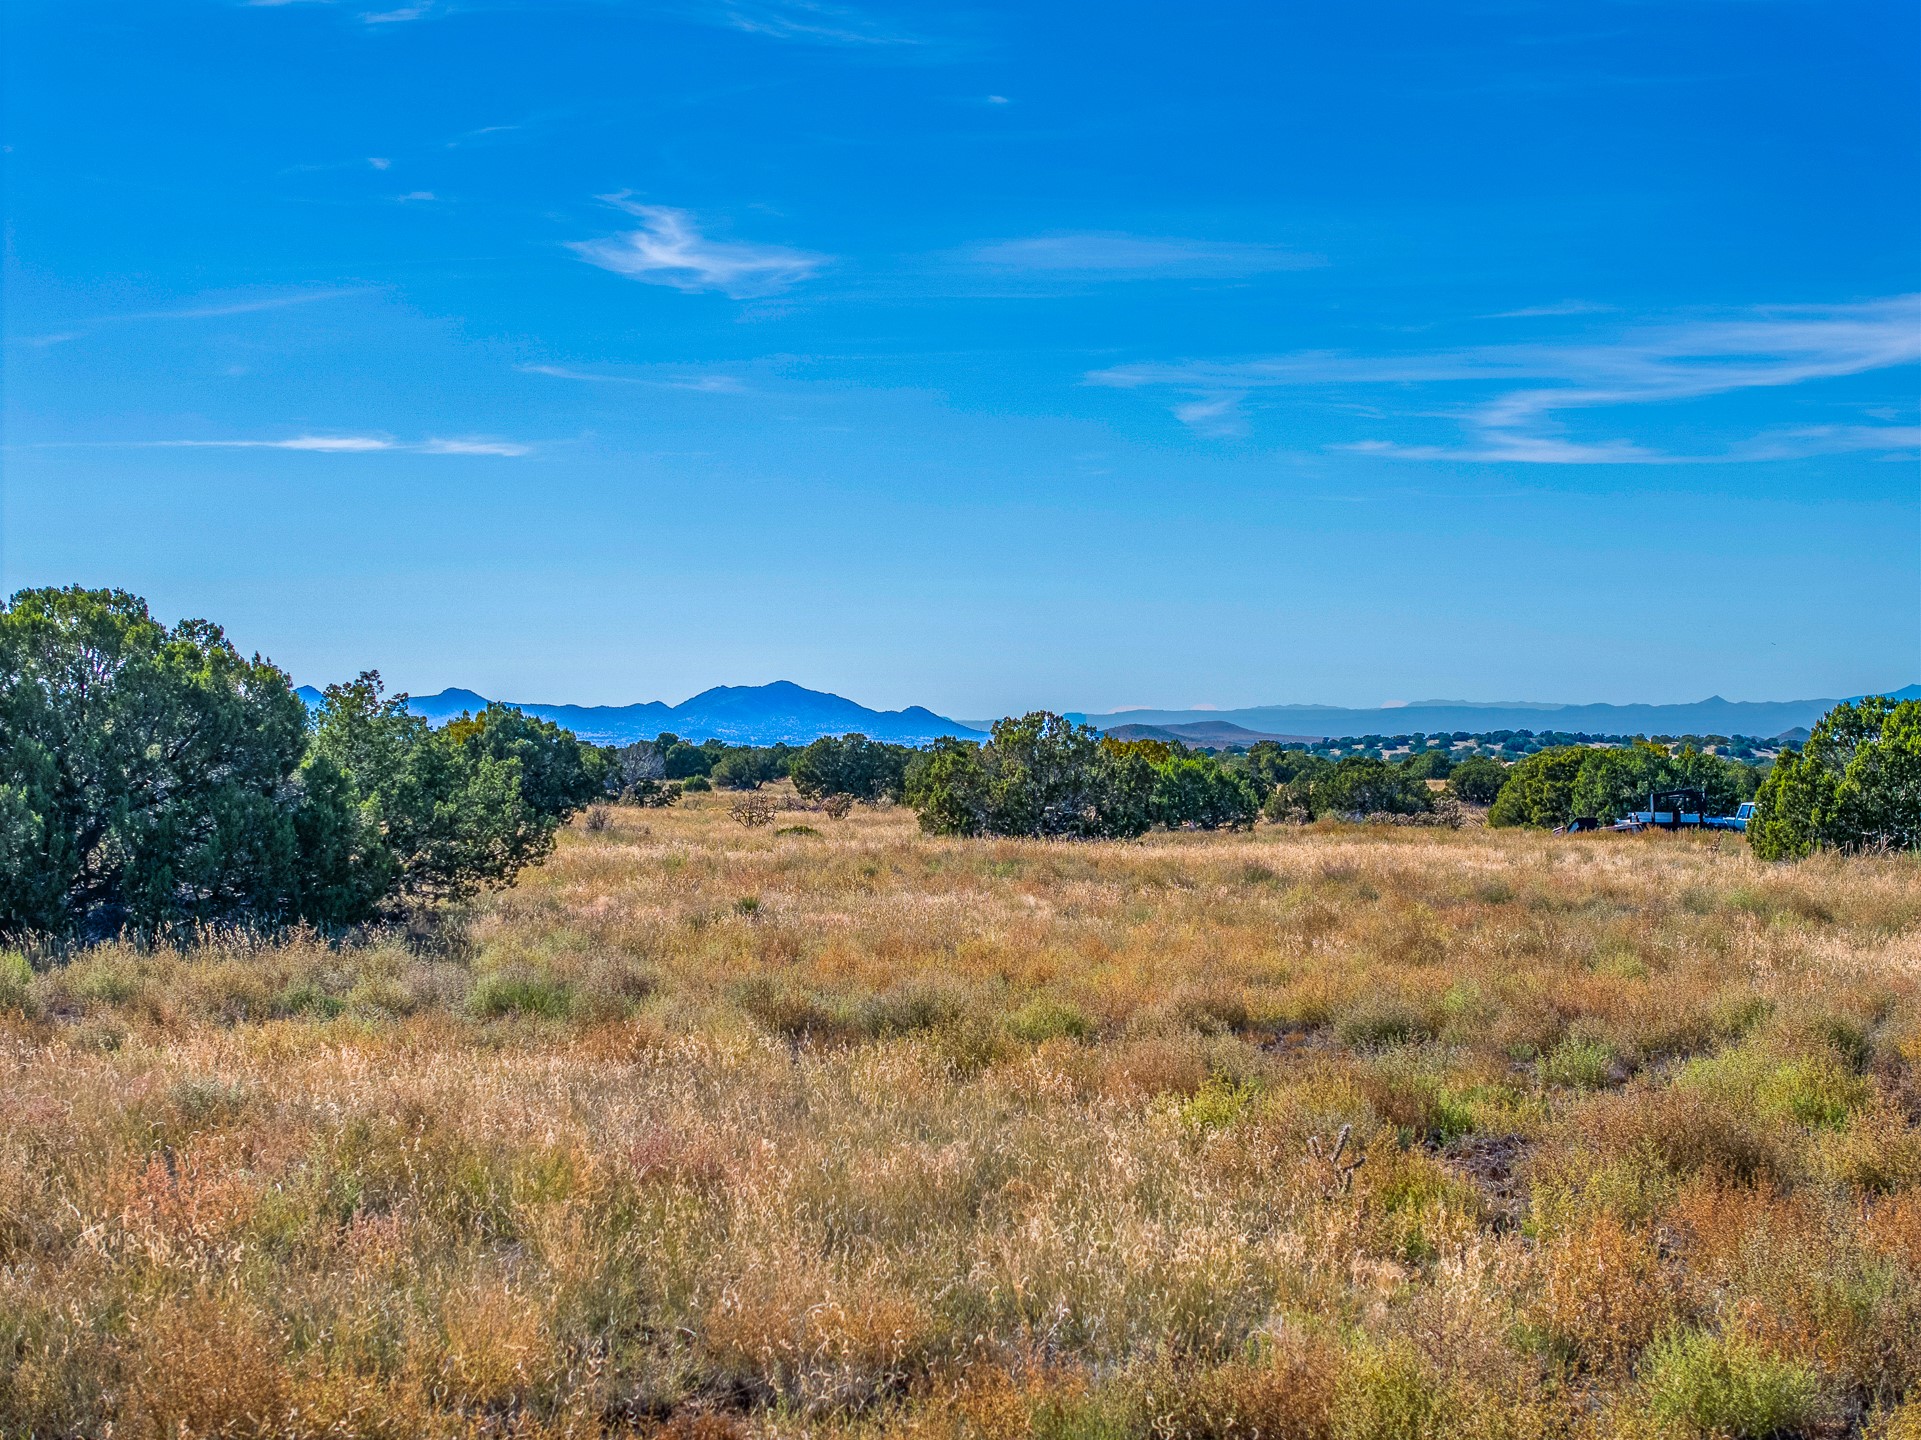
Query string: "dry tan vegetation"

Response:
xmin=4 ymin=790 xmax=1919 ymax=1438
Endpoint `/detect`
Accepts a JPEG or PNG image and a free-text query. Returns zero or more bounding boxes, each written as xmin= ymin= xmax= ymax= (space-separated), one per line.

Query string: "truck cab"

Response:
xmin=1704 ymin=801 xmax=1756 ymax=832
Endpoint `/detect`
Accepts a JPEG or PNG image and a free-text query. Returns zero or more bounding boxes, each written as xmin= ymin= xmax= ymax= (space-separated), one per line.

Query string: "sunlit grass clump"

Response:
xmin=2 ymin=791 xmax=1917 ymax=1437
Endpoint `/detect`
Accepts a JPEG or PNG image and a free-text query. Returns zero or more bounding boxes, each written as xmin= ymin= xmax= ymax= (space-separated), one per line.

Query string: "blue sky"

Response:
xmin=4 ymin=0 xmax=1917 ymax=715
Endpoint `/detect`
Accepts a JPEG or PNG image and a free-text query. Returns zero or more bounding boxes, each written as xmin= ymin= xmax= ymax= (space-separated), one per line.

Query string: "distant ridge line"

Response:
xmin=292 ymin=678 xmax=985 ymax=747
xmin=292 ymin=680 xmax=1918 ymax=748
xmin=1071 ymin=684 xmax=1920 ymax=743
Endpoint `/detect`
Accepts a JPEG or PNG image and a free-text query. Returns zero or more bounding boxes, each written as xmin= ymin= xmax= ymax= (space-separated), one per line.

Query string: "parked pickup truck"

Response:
xmin=1557 ymin=795 xmax=1754 ymax=836
xmin=1704 ymin=801 xmax=1756 ymax=833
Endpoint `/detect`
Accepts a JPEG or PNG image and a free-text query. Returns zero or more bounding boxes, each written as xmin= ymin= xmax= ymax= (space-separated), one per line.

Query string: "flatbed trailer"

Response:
xmin=1554 ymin=792 xmax=1752 ymax=835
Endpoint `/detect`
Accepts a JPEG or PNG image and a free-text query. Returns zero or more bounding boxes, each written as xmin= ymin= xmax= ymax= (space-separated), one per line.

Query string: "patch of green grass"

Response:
xmin=1335 ymin=994 xmax=1435 ymax=1049
xmin=1178 ymin=1075 xmax=1259 ymax=1131
xmin=1539 ymin=1035 xmax=1616 ymax=1090
xmin=276 ymin=980 xmax=345 ymax=1020
xmin=1641 ymin=1328 xmax=1818 ymax=1438
xmin=470 ymin=969 xmax=575 ymax=1020
xmin=1008 ymin=995 xmax=1094 ymax=1044
xmin=1334 ymin=1342 xmax=1450 ymax=1440
xmin=1755 ymin=1057 xmax=1870 ymax=1130
xmin=0 ymin=950 xmax=33 ymax=1012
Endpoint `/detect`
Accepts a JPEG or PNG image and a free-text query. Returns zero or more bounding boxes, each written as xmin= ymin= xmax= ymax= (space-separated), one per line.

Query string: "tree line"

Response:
xmin=1469 ymin=706 xmax=1916 ymax=857
xmin=4 ymin=587 xmax=1910 ymax=941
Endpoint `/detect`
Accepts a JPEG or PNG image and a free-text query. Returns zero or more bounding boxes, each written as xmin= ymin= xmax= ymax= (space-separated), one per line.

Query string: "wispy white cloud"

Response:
xmin=569 ymin=198 xmax=828 ymax=298
xmin=967 ymin=232 xmax=1321 ymax=279
xmin=244 ymin=0 xmax=436 ymax=20
xmin=1728 ymin=424 xmax=1921 ymax=463
xmin=1171 ymin=395 xmax=1248 ymax=439
xmin=1489 ymin=300 xmax=1616 ymax=319
xmin=418 ymin=437 xmax=534 ymax=456
xmin=16 ymin=288 xmax=365 ymax=346
xmin=124 ymin=289 xmax=365 ymax=323
xmin=1091 ymin=296 xmax=1921 ymax=462
xmin=521 ymin=362 xmax=746 ymax=392
xmin=37 ymin=433 xmax=531 ymax=456
xmin=252 ymin=0 xmax=923 ymax=41
xmin=681 ymin=0 xmax=922 ymax=47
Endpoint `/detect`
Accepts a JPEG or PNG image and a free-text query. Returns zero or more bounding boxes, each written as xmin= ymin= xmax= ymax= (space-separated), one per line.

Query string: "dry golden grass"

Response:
xmin=3 ymin=791 xmax=1918 ymax=1438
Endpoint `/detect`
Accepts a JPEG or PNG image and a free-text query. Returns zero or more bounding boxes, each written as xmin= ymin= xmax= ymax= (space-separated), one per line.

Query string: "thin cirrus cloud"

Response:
xmin=520 ymin=363 xmax=747 ymax=393
xmin=15 ymin=288 xmax=365 ymax=347
xmin=244 ymin=0 xmax=438 ymax=21
xmin=569 ymin=199 xmax=829 ymax=299
xmin=689 ymin=0 xmax=924 ymax=46
xmin=247 ymin=0 xmax=921 ymax=40
xmin=80 ymin=435 xmax=534 ymax=457
xmin=1090 ymin=295 xmax=1921 ymax=463
xmin=965 ymin=232 xmax=1322 ymax=280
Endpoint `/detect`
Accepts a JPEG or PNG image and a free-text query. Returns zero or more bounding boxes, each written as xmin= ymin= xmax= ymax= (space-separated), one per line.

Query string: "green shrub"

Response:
xmin=1751 ymin=696 xmax=1921 ymax=858
xmin=1447 ymin=754 xmax=1508 ymax=806
xmin=1334 ymin=1342 xmax=1450 ymax=1440
xmin=1335 ymin=993 xmax=1435 ymax=1049
xmin=1008 ymin=996 xmax=1095 ymax=1044
xmin=1755 ymin=1057 xmax=1870 ymax=1129
xmin=1641 ymin=1328 xmax=1818 ymax=1437
xmin=0 ymin=949 xmax=32 ymax=1012
xmin=790 ymin=733 xmax=911 ymax=803
xmin=907 ymin=714 xmax=1153 ymax=839
xmin=1178 ymin=1075 xmax=1259 ymax=1131
xmin=276 ymin=979 xmax=345 ymax=1019
xmin=1487 ymin=748 xmax=1586 ymax=828
xmin=1540 ymin=1036 xmax=1616 ymax=1090
xmin=470 ymin=969 xmax=575 ymax=1019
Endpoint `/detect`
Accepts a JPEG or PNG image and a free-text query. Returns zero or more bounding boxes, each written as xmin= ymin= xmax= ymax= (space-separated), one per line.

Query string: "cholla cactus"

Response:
xmin=731 ymin=796 xmax=776 ymax=828
xmin=1306 ymin=1123 xmax=1366 ymax=1196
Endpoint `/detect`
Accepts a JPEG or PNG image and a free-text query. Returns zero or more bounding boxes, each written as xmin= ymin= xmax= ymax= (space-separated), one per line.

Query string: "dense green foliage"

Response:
xmin=656 ymin=734 xmax=725 ymax=780
xmin=906 ymin=716 xmax=1261 ymax=837
xmin=790 ymin=734 xmax=913 ymax=803
xmin=1243 ymin=750 xmax=1433 ymax=822
xmin=1749 ymin=697 xmax=1921 ymax=859
xmin=0 ymin=587 xmax=324 ymax=936
xmin=312 ymin=677 xmax=606 ymax=911
xmin=1489 ymin=742 xmax=1758 ymax=829
xmin=1396 ymin=748 xmax=1454 ymax=780
xmin=1147 ymin=753 xmax=1262 ymax=830
xmin=0 ymin=587 xmax=604 ymax=938
xmin=709 ymin=744 xmax=795 ymax=790
xmin=1445 ymin=755 xmax=1509 ymax=806
xmin=1313 ymin=756 xmax=1435 ymax=818
xmin=1487 ymin=749 xmax=1592 ymax=829
xmin=907 ymin=714 xmax=1151 ymax=838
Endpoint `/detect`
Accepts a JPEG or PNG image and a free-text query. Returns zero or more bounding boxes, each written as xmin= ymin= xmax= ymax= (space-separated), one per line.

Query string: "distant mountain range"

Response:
xmin=292 ymin=679 xmax=1919 ymax=749
xmin=1072 ymin=686 xmax=1921 ymax=743
xmin=292 ymin=680 xmax=985 ymax=747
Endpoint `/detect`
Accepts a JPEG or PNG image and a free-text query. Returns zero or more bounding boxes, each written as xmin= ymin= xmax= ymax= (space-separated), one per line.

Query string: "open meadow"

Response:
xmin=3 ymin=794 xmax=1919 ymax=1439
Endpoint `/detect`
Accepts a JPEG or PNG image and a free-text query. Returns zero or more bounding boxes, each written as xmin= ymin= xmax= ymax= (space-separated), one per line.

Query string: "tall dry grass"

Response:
xmin=2 ymin=789 xmax=1917 ymax=1437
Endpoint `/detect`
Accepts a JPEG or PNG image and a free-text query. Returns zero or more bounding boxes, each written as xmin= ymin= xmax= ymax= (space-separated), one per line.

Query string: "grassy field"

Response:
xmin=3 ymin=792 xmax=1919 ymax=1438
